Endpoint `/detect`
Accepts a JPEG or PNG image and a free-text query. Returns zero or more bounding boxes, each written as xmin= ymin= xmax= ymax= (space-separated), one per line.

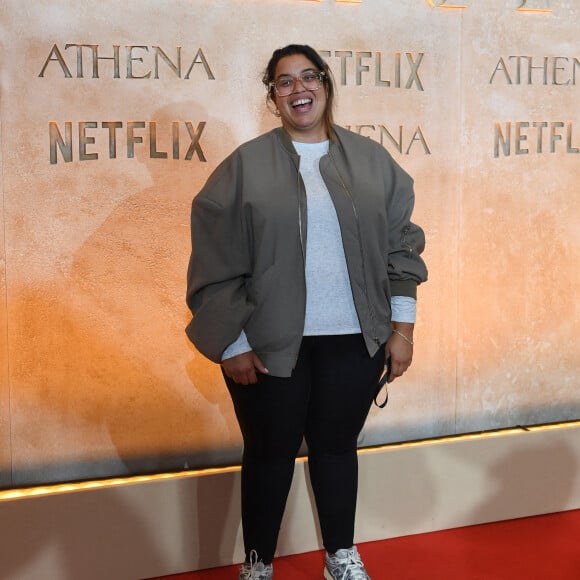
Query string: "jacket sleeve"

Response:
xmin=385 ymin=155 xmax=428 ymax=299
xmin=185 ymin=152 xmax=254 ymax=362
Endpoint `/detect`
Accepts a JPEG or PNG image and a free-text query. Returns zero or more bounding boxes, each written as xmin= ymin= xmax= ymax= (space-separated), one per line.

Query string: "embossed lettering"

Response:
xmin=425 ymin=0 xmax=468 ymax=8
xmin=319 ymin=50 xmax=424 ymax=90
xmin=79 ymin=122 xmax=98 ymax=161
xmin=38 ymin=45 xmax=215 ymax=80
xmin=49 ymin=121 xmax=207 ymax=164
xmin=345 ymin=124 xmax=431 ymax=155
xmin=184 ymin=49 xmax=215 ymax=80
xmin=516 ymin=0 xmax=552 ymax=12
xmin=39 ymin=45 xmax=72 ymax=78
xmin=494 ymin=121 xmax=578 ymax=157
xmin=490 ymin=56 xmax=579 ymax=85
xmin=49 ymin=121 xmax=72 ymax=163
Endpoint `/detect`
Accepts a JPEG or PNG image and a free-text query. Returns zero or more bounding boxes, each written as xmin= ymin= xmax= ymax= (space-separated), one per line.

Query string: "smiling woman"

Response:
xmin=268 ymin=55 xmax=328 ymax=143
xmin=262 ymin=45 xmax=335 ymax=143
xmin=185 ymin=43 xmax=427 ymax=580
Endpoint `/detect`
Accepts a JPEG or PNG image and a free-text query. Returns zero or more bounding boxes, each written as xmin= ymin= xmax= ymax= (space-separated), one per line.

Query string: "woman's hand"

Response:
xmin=385 ymin=323 xmax=414 ymax=383
xmin=222 ymin=351 xmax=269 ymax=385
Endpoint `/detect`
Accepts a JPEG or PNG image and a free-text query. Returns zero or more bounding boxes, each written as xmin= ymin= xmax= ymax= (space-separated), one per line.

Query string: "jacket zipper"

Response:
xmin=293 ymin=158 xmax=307 ymax=368
xmin=329 ymin=149 xmax=381 ymax=348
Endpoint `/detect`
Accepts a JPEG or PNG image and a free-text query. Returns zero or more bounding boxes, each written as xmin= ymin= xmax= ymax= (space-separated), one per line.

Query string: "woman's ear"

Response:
xmin=266 ymin=94 xmax=280 ymax=117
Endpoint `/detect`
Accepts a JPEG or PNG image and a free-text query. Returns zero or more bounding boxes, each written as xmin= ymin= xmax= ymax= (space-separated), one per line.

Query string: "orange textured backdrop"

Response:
xmin=0 ymin=0 xmax=578 ymax=488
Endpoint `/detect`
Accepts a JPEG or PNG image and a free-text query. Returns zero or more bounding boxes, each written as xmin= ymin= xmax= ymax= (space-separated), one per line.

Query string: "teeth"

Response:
xmin=292 ymin=98 xmax=312 ymax=107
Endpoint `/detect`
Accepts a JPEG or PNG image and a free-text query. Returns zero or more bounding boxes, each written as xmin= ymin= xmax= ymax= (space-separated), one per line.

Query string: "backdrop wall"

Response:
xmin=0 ymin=0 xmax=578 ymax=488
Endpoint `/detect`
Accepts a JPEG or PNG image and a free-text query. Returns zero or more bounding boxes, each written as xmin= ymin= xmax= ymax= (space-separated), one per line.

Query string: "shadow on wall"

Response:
xmin=445 ymin=437 xmax=580 ymax=579
xmin=190 ymin=470 xmax=242 ymax=570
xmin=0 ymin=492 xmax=167 ymax=580
xmin=0 ymin=468 xmax=244 ymax=579
xmin=8 ymin=102 xmax=245 ymax=487
xmin=467 ymin=437 xmax=578 ymax=523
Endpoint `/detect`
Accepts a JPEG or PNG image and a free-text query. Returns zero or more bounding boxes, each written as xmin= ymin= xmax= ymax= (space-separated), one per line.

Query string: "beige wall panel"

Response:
xmin=0 ymin=115 xmax=11 ymax=488
xmin=0 ymin=0 xmax=578 ymax=487
xmin=2 ymin=1 xmax=252 ymax=485
xmin=351 ymin=6 xmax=462 ymax=445
xmin=1 ymin=423 xmax=579 ymax=578
xmin=455 ymin=1 xmax=580 ymax=432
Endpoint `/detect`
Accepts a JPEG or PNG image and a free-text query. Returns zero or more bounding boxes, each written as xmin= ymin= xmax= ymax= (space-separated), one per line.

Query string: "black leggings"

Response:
xmin=224 ymin=334 xmax=385 ymax=563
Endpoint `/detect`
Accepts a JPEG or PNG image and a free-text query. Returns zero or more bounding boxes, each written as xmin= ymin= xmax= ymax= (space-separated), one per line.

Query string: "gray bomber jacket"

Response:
xmin=186 ymin=125 xmax=428 ymax=377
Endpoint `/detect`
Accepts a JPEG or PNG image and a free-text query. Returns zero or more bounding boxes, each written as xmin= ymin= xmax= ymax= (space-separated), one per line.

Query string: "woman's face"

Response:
xmin=272 ymin=54 xmax=328 ymax=143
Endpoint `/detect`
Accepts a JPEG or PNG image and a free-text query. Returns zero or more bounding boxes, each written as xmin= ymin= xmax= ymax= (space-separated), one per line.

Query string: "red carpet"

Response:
xmin=151 ymin=510 xmax=580 ymax=579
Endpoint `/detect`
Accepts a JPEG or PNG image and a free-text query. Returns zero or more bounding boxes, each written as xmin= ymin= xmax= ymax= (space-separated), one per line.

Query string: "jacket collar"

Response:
xmin=274 ymin=127 xmax=298 ymax=156
xmin=274 ymin=125 xmax=340 ymax=156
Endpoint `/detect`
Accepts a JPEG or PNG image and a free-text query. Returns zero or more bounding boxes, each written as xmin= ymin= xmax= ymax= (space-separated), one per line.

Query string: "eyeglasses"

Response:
xmin=270 ymin=70 xmax=326 ymax=97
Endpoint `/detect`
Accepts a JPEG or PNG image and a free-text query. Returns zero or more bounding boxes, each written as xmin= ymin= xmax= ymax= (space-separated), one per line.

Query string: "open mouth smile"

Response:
xmin=291 ymin=97 xmax=313 ymax=109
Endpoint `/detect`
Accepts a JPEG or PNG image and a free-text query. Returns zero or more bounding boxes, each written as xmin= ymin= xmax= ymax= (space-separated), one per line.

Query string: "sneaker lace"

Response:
xmin=330 ymin=548 xmax=369 ymax=580
xmin=240 ymin=550 xmax=272 ymax=579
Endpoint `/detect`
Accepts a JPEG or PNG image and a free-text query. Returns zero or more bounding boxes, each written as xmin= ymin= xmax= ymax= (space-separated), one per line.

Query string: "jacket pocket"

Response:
xmin=246 ymin=264 xmax=300 ymax=353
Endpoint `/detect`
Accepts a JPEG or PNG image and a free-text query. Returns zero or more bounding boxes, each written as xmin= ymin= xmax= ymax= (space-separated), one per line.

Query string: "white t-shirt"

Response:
xmin=293 ymin=140 xmax=361 ymax=335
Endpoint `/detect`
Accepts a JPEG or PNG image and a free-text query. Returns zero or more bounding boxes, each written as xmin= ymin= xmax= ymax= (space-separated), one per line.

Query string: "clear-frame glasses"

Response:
xmin=270 ymin=70 xmax=326 ymax=97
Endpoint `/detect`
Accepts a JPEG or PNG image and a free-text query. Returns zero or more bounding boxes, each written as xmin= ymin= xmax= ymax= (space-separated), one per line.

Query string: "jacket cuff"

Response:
xmin=390 ymin=280 xmax=418 ymax=299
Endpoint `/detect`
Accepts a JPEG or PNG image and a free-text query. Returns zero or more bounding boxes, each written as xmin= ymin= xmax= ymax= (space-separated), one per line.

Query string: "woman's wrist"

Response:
xmin=391 ymin=322 xmax=414 ymax=345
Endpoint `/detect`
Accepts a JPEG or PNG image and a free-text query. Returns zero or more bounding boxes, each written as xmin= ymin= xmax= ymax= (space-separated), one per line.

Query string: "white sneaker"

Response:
xmin=238 ymin=550 xmax=273 ymax=579
xmin=324 ymin=546 xmax=370 ymax=580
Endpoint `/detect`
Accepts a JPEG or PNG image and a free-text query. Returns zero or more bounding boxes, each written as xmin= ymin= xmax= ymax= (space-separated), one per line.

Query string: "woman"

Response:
xmin=186 ymin=44 xmax=427 ymax=580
